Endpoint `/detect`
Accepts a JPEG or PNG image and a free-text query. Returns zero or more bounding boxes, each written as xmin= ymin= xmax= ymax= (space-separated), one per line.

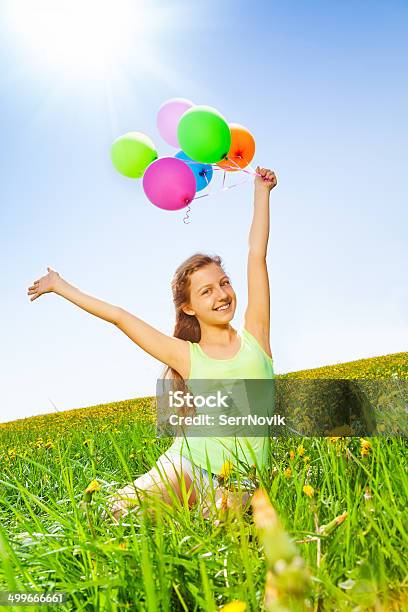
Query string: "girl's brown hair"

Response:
xmin=163 ymin=252 xmax=225 ymax=384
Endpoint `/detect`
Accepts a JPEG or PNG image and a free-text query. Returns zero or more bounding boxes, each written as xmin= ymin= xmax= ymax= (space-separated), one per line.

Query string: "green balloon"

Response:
xmin=111 ymin=132 xmax=158 ymax=178
xmin=177 ymin=105 xmax=231 ymax=164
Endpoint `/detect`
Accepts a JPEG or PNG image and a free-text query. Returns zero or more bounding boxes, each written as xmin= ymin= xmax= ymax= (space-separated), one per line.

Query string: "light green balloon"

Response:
xmin=111 ymin=132 xmax=158 ymax=178
xmin=177 ymin=105 xmax=231 ymax=164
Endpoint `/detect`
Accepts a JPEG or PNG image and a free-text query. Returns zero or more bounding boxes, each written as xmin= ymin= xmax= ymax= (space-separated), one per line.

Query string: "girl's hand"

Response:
xmin=202 ymin=487 xmax=252 ymax=520
xmin=106 ymin=485 xmax=139 ymax=522
xmin=27 ymin=267 xmax=60 ymax=302
xmin=108 ymin=496 xmax=130 ymax=523
xmin=255 ymin=166 xmax=277 ymax=193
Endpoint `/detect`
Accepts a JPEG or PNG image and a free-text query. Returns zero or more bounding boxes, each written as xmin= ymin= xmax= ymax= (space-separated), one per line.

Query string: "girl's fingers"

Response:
xmin=255 ymin=167 xmax=277 ymax=183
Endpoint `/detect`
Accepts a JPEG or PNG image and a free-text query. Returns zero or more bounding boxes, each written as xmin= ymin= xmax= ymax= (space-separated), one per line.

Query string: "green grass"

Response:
xmin=0 ymin=352 xmax=407 ymax=611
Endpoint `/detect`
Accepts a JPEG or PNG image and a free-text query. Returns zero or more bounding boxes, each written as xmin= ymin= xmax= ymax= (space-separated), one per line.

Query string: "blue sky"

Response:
xmin=1 ymin=0 xmax=407 ymax=423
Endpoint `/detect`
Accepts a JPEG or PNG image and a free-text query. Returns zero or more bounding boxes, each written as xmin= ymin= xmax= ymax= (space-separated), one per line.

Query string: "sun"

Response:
xmin=5 ymin=0 xmax=154 ymax=78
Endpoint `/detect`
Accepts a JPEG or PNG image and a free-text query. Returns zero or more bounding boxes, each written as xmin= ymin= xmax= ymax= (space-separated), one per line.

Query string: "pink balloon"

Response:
xmin=157 ymin=98 xmax=194 ymax=147
xmin=143 ymin=157 xmax=197 ymax=211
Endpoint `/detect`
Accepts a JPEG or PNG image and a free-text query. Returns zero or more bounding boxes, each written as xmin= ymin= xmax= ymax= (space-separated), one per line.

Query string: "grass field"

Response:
xmin=0 ymin=352 xmax=407 ymax=611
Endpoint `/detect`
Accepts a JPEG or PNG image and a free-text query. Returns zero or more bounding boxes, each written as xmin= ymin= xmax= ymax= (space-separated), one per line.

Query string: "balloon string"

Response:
xmin=194 ymin=192 xmax=210 ymax=200
xmin=226 ymin=156 xmax=242 ymax=171
xmin=227 ymin=155 xmax=262 ymax=177
xmin=181 ymin=154 xmax=262 ymax=223
xmin=243 ymin=157 xmax=261 ymax=175
xmin=217 ymin=161 xmax=259 ymax=177
xmin=221 ymin=177 xmax=251 ymax=191
xmin=176 ymin=157 xmax=262 ymax=177
xmin=182 ymin=205 xmax=191 ymax=224
xmin=189 ymin=176 xmax=250 ymax=212
xmin=203 ymin=171 xmax=212 ymax=194
xmin=218 ymin=165 xmax=256 ymax=176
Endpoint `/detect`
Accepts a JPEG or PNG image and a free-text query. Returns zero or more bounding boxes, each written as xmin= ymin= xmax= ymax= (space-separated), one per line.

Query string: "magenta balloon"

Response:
xmin=143 ymin=157 xmax=196 ymax=211
xmin=157 ymin=98 xmax=194 ymax=147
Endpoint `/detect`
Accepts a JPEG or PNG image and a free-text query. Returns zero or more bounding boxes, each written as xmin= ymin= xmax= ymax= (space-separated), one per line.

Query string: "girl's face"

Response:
xmin=183 ymin=263 xmax=237 ymax=324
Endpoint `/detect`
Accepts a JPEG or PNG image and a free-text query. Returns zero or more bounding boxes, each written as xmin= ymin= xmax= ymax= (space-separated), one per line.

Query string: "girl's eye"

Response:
xmin=202 ymin=289 xmax=210 ymax=295
xmin=222 ymin=280 xmax=230 ymax=286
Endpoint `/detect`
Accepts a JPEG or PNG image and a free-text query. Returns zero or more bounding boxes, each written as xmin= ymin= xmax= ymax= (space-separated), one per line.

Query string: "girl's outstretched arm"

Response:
xmin=244 ymin=167 xmax=277 ymax=358
xmin=27 ymin=268 xmax=189 ymax=377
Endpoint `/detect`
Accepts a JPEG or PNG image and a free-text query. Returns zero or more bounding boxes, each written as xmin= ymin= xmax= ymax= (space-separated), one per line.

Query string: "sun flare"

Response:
xmin=5 ymin=0 xmax=153 ymax=77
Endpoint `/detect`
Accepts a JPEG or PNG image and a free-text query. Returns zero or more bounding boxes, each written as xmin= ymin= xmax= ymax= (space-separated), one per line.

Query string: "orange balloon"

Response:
xmin=217 ymin=123 xmax=256 ymax=172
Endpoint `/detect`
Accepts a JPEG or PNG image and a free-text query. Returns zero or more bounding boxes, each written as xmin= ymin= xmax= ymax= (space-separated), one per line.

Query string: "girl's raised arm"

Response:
xmin=244 ymin=167 xmax=277 ymax=358
xmin=27 ymin=268 xmax=189 ymax=377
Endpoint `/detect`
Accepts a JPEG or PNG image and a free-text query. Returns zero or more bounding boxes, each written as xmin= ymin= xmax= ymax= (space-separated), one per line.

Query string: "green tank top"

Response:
xmin=167 ymin=326 xmax=274 ymax=476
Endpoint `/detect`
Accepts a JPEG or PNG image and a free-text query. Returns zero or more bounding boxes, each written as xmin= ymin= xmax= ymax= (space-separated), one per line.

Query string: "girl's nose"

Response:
xmin=215 ymin=286 xmax=229 ymax=300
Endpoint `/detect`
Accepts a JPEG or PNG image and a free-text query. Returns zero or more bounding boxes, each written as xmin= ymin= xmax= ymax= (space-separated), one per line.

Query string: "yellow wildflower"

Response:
xmin=85 ymin=479 xmax=100 ymax=494
xmin=218 ymin=460 xmax=233 ymax=480
xmin=303 ymin=456 xmax=310 ymax=463
xmin=329 ymin=437 xmax=341 ymax=444
xmin=220 ymin=602 xmax=246 ymax=612
xmin=289 ymin=450 xmax=295 ymax=460
xmin=360 ymin=439 xmax=372 ymax=457
xmin=284 ymin=467 xmax=292 ymax=478
xmin=297 ymin=444 xmax=305 ymax=457
xmin=360 ymin=438 xmax=371 ymax=448
xmin=303 ymin=484 xmax=314 ymax=498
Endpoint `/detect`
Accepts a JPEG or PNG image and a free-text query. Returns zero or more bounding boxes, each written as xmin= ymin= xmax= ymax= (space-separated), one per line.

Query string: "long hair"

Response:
xmin=162 ymin=252 xmax=225 ymax=384
xmin=159 ymin=253 xmax=225 ymax=435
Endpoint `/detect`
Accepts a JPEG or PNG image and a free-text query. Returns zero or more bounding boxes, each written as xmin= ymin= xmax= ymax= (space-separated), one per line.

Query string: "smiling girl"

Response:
xmin=27 ymin=166 xmax=277 ymax=521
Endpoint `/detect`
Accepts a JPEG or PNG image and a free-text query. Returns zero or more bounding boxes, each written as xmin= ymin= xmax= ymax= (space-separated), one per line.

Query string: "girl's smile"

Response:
xmin=213 ymin=301 xmax=231 ymax=312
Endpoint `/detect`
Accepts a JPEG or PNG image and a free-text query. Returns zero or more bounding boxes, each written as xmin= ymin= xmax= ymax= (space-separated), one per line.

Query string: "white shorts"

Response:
xmin=132 ymin=450 xmax=219 ymax=501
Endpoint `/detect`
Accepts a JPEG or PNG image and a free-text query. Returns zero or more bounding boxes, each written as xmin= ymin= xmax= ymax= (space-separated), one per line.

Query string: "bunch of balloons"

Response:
xmin=111 ymin=98 xmax=256 ymax=212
